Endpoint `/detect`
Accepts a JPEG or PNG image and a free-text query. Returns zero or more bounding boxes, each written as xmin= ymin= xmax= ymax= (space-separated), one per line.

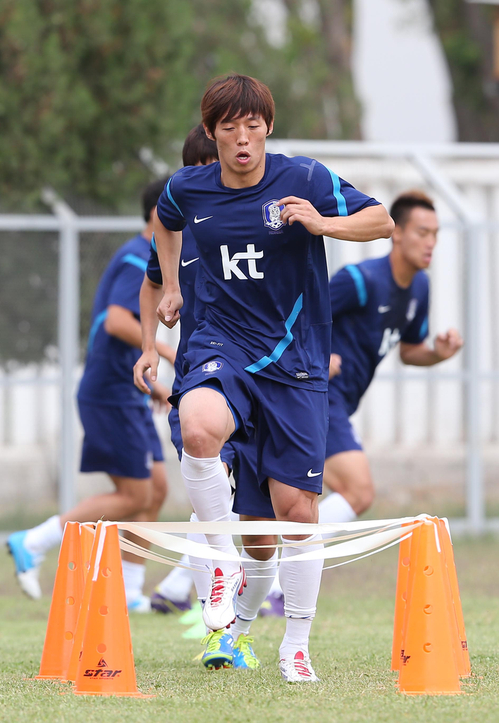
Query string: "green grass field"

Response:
xmin=1 ymin=536 xmax=499 ymax=723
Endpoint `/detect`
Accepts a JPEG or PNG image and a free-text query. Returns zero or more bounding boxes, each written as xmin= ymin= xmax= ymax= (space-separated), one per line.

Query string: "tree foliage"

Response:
xmin=427 ymin=0 xmax=499 ymax=141
xmin=0 ymin=0 xmax=360 ymax=209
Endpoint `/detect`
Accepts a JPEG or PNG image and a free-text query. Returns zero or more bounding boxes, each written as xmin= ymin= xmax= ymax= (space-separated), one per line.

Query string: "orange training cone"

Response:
xmin=36 ymin=522 xmax=85 ymax=680
xmin=80 ymin=524 xmax=95 ymax=584
xmin=391 ymin=523 xmax=412 ymax=671
xmin=438 ymin=518 xmax=471 ymax=677
xmin=73 ymin=523 xmax=151 ymax=697
xmin=398 ymin=518 xmax=462 ymax=695
xmin=66 ymin=521 xmax=104 ymax=683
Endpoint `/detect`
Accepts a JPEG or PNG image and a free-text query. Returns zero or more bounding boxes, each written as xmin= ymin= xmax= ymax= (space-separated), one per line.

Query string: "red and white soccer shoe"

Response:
xmin=202 ymin=566 xmax=247 ymax=631
xmin=279 ymin=651 xmax=320 ymax=683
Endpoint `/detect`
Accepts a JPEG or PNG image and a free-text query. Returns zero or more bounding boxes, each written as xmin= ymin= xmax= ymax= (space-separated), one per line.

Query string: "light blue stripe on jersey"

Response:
xmin=327 ymin=169 xmax=348 ymax=217
xmin=166 ymin=178 xmax=184 ymax=218
xmin=88 ymin=310 xmax=108 ymax=352
xmin=245 ymin=294 xmax=303 ymax=374
xmin=122 ymin=253 xmax=148 ymax=272
xmin=419 ymin=316 xmax=429 ymax=340
xmin=151 ymin=233 xmax=157 ymax=252
xmin=345 ymin=265 xmax=367 ymax=307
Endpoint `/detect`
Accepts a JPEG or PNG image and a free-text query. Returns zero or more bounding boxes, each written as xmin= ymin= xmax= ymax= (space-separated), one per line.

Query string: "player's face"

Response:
xmin=206 ymin=114 xmax=273 ymax=188
xmin=395 ymin=207 xmax=439 ymax=270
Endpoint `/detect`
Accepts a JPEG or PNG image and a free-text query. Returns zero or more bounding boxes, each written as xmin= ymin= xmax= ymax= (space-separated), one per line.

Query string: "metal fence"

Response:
xmin=1 ymin=141 xmax=499 ymax=532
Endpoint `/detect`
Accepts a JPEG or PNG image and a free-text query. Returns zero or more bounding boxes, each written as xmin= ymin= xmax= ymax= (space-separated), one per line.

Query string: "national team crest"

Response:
xmin=406 ymin=298 xmax=418 ymax=322
xmin=262 ymin=200 xmax=286 ymax=230
xmin=202 ymin=360 xmax=223 ymax=373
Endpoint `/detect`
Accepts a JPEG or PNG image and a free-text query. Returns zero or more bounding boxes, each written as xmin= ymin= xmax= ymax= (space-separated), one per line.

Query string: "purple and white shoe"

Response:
xmin=150 ymin=588 xmax=192 ymax=614
xmin=259 ymin=591 xmax=285 ymax=617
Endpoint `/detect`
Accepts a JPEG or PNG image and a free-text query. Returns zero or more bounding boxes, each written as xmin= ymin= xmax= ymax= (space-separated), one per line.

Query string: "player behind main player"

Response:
xmin=135 ymin=124 xmax=279 ymax=670
xmin=7 ymin=180 xmax=176 ymax=611
xmin=319 ymin=191 xmax=463 ymax=526
xmin=152 ymin=74 xmax=394 ymax=682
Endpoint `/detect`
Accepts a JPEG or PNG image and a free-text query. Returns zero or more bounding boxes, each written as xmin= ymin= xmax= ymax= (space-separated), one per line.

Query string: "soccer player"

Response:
xmin=319 ymin=191 xmax=464 ymax=526
xmin=135 ymin=124 xmax=278 ymax=671
xmin=7 ymin=180 xmax=176 ymax=611
xmin=151 ymin=74 xmax=394 ymax=682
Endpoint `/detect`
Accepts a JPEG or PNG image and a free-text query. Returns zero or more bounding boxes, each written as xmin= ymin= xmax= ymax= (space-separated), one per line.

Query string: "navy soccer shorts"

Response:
xmin=79 ymin=401 xmax=163 ymax=479
xmin=325 ymin=390 xmax=363 ymax=459
xmin=170 ymin=350 xmax=328 ymax=497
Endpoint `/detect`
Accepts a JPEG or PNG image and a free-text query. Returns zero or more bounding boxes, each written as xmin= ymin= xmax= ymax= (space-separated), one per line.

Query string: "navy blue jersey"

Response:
xmin=147 ymin=226 xmax=203 ymax=394
xmin=157 ymin=153 xmax=379 ymax=391
xmin=329 ymin=254 xmax=429 ymax=415
xmin=78 ymin=234 xmax=151 ymax=407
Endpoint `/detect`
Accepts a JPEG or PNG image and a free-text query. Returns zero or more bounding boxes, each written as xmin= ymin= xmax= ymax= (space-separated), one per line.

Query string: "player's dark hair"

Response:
xmin=390 ymin=190 xmax=435 ymax=228
xmin=182 ymin=124 xmax=218 ymax=167
xmin=201 ymin=74 xmax=275 ymax=137
xmin=142 ymin=177 xmax=171 ymax=223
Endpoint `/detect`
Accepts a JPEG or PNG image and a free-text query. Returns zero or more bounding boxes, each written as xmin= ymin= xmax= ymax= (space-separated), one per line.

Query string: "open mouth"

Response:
xmin=236 ymin=151 xmax=251 ymax=163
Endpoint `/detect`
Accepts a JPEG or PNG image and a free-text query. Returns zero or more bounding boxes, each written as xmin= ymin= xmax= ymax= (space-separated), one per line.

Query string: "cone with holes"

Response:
xmin=66 ymin=522 xmax=104 ymax=683
xmin=438 ymin=518 xmax=471 ymax=677
xmin=80 ymin=523 xmax=95 ymax=584
xmin=391 ymin=523 xmax=413 ymax=671
xmin=36 ymin=522 xmax=85 ymax=680
xmin=398 ymin=518 xmax=462 ymax=695
xmin=73 ymin=523 xmax=151 ymax=697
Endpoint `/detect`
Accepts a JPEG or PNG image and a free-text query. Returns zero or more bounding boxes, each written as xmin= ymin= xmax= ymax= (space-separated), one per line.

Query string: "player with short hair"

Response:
xmin=7 ymin=180 xmax=176 ymax=610
xmin=150 ymin=74 xmax=394 ymax=682
xmin=318 ymin=191 xmax=463 ymax=526
xmin=135 ymin=124 xmax=278 ymax=671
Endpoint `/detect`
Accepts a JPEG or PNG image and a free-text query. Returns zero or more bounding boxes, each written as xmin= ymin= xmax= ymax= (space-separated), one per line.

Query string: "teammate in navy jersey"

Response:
xmin=7 ymin=180 xmax=176 ymax=610
xmin=151 ymin=74 xmax=394 ymax=683
xmin=134 ymin=125 xmax=279 ymax=671
xmin=319 ymin=191 xmax=463 ymax=529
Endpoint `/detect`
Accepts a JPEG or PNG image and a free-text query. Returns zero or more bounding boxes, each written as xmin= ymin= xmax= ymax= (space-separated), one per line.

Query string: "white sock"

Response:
xmin=181 ymin=450 xmax=240 ymax=576
xmin=231 ymin=549 xmax=278 ymax=639
xmin=121 ymin=560 xmax=146 ymax=604
xmin=279 ymin=534 xmax=323 ymax=659
xmin=319 ymin=492 xmax=357 ymax=524
xmin=25 ymin=515 xmax=63 ymax=556
xmin=268 ymin=572 xmax=283 ymax=596
xmin=156 ymin=554 xmax=193 ymax=602
xmin=186 ymin=512 xmax=212 ymax=602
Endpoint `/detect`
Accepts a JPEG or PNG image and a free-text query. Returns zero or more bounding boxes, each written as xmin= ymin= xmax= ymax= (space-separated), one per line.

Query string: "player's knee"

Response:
xmin=122 ymin=481 xmax=153 ymax=515
xmin=351 ymin=477 xmax=375 ymax=515
xmin=150 ymin=464 xmax=168 ymax=513
xmin=181 ymin=418 xmax=224 ymax=457
xmin=242 ymin=535 xmax=277 ymax=561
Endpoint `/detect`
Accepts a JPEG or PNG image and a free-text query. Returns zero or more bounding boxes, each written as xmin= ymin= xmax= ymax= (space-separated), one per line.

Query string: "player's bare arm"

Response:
xmin=278 ymin=196 xmax=394 ymax=241
xmin=153 ymin=210 xmax=183 ymax=328
xmin=329 ymin=353 xmax=342 ymax=379
xmin=134 ymin=275 xmax=175 ymax=393
xmin=399 ymin=328 xmax=463 ymax=366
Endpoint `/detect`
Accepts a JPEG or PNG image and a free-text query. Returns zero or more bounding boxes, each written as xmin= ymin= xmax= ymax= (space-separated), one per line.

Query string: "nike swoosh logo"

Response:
xmin=181 ymin=257 xmax=199 ymax=267
xmin=378 ymin=305 xmax=391 ymax=313
xmin=307 ymin=469 xmax=322 ymax=478
xmin=194 ymin=215 xmax=213 ymax=224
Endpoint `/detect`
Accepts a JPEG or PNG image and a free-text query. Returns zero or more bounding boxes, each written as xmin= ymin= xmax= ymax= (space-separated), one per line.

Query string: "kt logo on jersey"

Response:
xmin=262 ymin=200 xmax=286 ymax=230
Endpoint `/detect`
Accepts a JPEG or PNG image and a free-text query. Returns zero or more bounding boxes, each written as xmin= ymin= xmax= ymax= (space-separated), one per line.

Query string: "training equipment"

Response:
xmin=200 ymin=630 xmax=234 ymax=670
xmin=396 ymin=518 xmax=463 ymax=695
xmin=233 ymin=634 xmax=260 ymax=670
xmin=6 ymin=530 xmax=43 ymax=600
xmin=36 ymin=522 xmax=85 ymax=680
xmin=79 ymin=523 xmax=95 ymax=583
xmin=73 ymin=522 xmax=151 ymax=697
xmin=391 ymin=523 xmax=412 ymax=670
xmin=259 ymin=591 xmax=285 ymax=618
xmin=279 ymin=651 xmax=319 ymax=683
xmin=202 ymin=566 xmax=247 ymax=631
xmin=151 ymin=588 xmax=192 ymax=614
